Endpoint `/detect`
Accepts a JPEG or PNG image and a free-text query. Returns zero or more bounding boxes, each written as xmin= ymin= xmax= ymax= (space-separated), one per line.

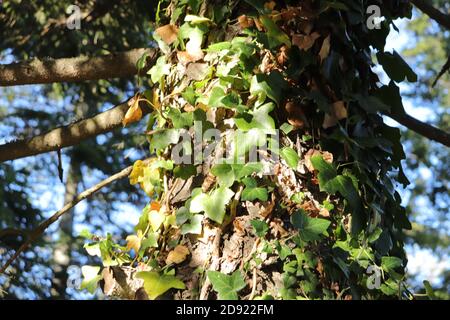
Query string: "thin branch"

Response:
xmin=0 ymin=97 xmax=151 ymax=163
xmin=0 ymin=159 xmax=152 ymax=274
xmin=388 ymin=112 xmax=450 ymax=147
xmin=0 ymin=48 xmax=156 ymax=86
xmin=410 ymin=0 xmax=450 ymax=30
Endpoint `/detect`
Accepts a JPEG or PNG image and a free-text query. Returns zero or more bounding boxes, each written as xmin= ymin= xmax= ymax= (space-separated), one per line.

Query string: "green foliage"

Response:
xmin=137 ymin=271 xmax=186 ymax=300
xmin=291 ymin=210 xmax=331 ymax=242
xmin=207 ymin=270 xmax=246 ymax=300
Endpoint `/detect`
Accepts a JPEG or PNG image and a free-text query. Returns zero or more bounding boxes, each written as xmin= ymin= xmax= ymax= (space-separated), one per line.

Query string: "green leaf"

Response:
xmin=80 ymin=265 xmax=102 ymax=294
xmin=259 ymin=15 xmax=291 ymax=49
xmin=147 ymin=56 xmax=171 ymax=84
xmin=207 ymin=270 xmax=246 ymax=300
xmin=251 ymin=219 xmax=269 ymax=237
xmin=250 ymin=72 xmax=286 ymax=105
xmin=280 ymin=147 xmax=299 ymax=169
xmin=423 ymin=280 xmax=437 ymax=300
xmin=181 ymin=214 xmax=203 ymax=235
xmin=242 ymin=186 xmax=268 ymax=202
xmin=190 ymin=187 xmax=235 ymax=224
xmin=291 ymin=210 xmax=331 ymax=242
xmin=167 ymin=108 xmax=193 ymax=128
xmin=173 ymin=164 xmax=197 ymax=179
xmin=377 ymin=50 xmax=417 ymax=83
xmin=235 ymin=102 xmax=276 ymax=132
xmin=381 ymin=256 xmax=403 ymax=272
xmin=136 ymin=271 xmax=185 ymax=300
xmin=310 ymin=156 xmax=366 ymax=235
xmin=150 ymin=129 xmax=182 ymax=153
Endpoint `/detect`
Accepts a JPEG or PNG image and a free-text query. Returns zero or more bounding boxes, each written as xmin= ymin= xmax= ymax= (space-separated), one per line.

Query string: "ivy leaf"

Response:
xmin=251 ymin=219 xmax=269 ymax=237
xmin=311 ymin=155 xmax=366 ymax=235
xmin=136 ymin=271 xmax=185 ymax=300
xmin=166 ymin=245 xmax=190 ymax=265
xmin=167 ymin=108 xmax=193 ymax=128
xmin=150 ymin=129 xmax=182 ymax=153
xmin=242 ymin=187 xmax=268 ymax=202
xmin=207 ymin=270 xmax=246 ymax=300
xmin=148 ymin=56 xmax=171 ymax=84
xmin=377 ymin=50 xmax=417 ymax=83
xmin=291 ymin=210 xmax=331 ymax=242
xmin=250 ymin=72 xmax=286 ymax=105
xmin=149 ymin=210 xmax=166 ymax=232
xmin=259 ymin=15 xmax=291 ymax=49
xmin=235 ymin=102 xmax=276 ymax=132
xmin=381 ymin=256 xmax=403 ymax=272
xmin=280 ymin=147 xmax=299 ymax=169
xmin=190 ymin=187 xmax=235 ymax=224
xmin=80 ymin=266 xmax=102 ymax=294
xmin=181 ymin=214 xmax=203 ymax=235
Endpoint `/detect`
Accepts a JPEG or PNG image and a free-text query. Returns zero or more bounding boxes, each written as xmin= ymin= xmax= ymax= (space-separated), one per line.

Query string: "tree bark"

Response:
xmin=50 ymin=158 xmax=81 ymax=299
xmin=0 ymin=48 xmax=156 ymax=86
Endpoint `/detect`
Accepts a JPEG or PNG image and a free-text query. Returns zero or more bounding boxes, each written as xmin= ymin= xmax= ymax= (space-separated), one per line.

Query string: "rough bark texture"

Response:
xmin=0 ymin=48 xmax=155 ymax=86
xmin=0 ymin=98 xmax=150 ymax=162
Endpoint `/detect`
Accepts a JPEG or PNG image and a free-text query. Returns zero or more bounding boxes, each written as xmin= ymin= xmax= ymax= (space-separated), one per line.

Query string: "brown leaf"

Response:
xmin=123 ymin=95 xmax=143 ymax=126
xmin=304 ymin=149 xmax=334 ymax=172
xmin=155 ymin=24 xmax=179 ymax=45
xmin=319 ymin=35 xmax=331 ymax=62
xmin=166 ymin=245 xmax=190 ymax=265
xmin=319 ymin=207 xmax=330 ymax=218
xmin=126 ymin=234 xmax=141 ymax=253
xmin=292 ymin=32 xmax=320 ymax=51
xmin=322 ymin=101 xmax=347 ymax=129
xmin=186 ymin=62 xmax=209 ymax=80
xmin=238 ymin=15 xmax=254 ymax=29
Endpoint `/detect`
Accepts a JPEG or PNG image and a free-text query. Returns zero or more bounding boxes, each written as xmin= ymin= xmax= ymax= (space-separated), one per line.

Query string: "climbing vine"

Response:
xmin=80 ymin=0 xmax=416 ymax=300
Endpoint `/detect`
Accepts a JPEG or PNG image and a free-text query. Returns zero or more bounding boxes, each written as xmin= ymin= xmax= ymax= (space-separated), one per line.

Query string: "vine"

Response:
xmin=80 ymin=0 xmax=415 ymax=300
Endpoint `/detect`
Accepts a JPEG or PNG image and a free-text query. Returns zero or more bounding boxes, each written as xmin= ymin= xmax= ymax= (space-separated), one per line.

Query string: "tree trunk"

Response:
xmin=95 ymin=0 xmax=412 ymax=300
xmin=51 ymin=158 xmax=81 ymax=299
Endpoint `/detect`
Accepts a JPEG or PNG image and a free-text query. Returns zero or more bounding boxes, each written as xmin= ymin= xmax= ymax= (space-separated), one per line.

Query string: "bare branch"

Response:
xmin=0 ymin=97 xmax=151 ymax=163
xmin=0 ymin=159 xmax=152 ymax=274
xmin=0 ymin=48 xmax=156 ymax=86
xmin=410 ymin=0 xmax=450 ymax=30
xmin=388 ymin=112 xmax=450 ymax=147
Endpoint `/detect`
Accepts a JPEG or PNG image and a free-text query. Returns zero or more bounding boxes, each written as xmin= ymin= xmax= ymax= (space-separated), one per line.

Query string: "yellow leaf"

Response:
xmin=149 ymin=210 xmax=166 ymax=232
xmin=126 ymin=234 xmax=141 ymax=253
xmin=123 ymin=94 xmax=143 ymax=126
xmin=319 ymin=35 xmax=331 ymax=62
xmin=129 ymin=160 xmax=145 ymax=185
xmin=166 ymin=245 xmax=190 ymax=265
xmin=155 ymin=24 xmax=179 ymax=45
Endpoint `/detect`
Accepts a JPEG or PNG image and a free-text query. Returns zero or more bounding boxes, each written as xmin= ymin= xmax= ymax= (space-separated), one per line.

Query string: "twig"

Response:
xmin=0 ymin=159 xmax=152 ymax=274
xmin=432 ymin=56 xmax=450 ymax=87
xmin=410 ymin=0 xmax=450 ymax=30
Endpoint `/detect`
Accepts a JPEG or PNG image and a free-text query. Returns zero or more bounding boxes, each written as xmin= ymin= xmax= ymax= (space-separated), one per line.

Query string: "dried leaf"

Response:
xmin=155 ymin=24 xmax=179 ymax=45
xmin=123 ymin=95 xmax=143 ymax=126
xmin=322 ymin=101 xmax=347 ymax=129
xmin=126 ymin=234 xmax=141 ymax=253
xmin=319 ymin=35 xmax=331 ymax=62
xmin=292 ymin=32 xmax=320 ymax=51
xmin=186 ymin=62 xmax=209 ymax=80
xmin=264 ymin=1 xmax=276 ymax=10
xmin=238 ymin=15 xmax=254 ymax=29
xmin=166 ymin=245 xmax=190 ymax=265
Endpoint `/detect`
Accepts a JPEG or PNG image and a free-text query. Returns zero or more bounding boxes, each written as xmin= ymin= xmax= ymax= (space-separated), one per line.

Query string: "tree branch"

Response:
xmin=410 ymin=0 xmax=450 ymax=30
xmin=0 ymin=159 xmax=152 ymax=274
xmin=0 ymin=97 xmax=150 ymax=163
xmin=0 ymin=48 xmax=156 ymax=86
xmin=388 ymin=112 xmax=450 ymax=147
